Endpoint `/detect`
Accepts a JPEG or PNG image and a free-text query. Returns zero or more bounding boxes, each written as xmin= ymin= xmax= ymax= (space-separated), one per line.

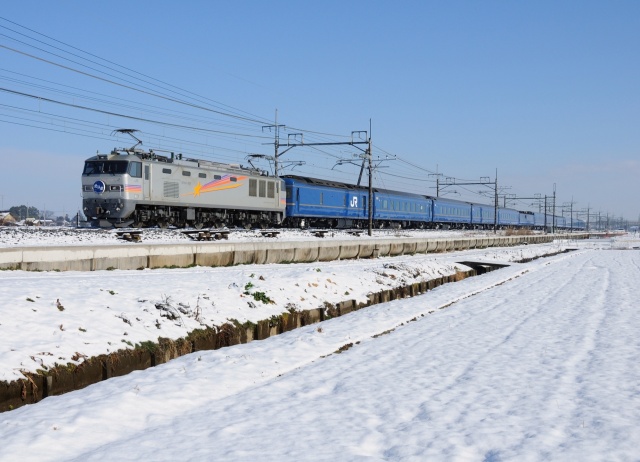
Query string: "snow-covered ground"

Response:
xmin=0 ymin=237 xmax=575 ymax=383
xmin=1 ymin=234 xmax=639 ymax=461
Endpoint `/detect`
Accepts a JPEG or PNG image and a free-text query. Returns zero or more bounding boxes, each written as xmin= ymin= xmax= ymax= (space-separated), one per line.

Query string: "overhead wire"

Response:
xmin=0 ymin=42 xmax=271 ymax=125
xmin=0 ymin=87 xmax=273 ymax=139
xmin=0 ymin=17 xmax=274 ymax=125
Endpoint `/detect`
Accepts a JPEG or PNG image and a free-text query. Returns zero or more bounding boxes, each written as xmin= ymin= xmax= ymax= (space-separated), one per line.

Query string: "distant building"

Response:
xmin=0 ymin=212 xmax=17 ymax=226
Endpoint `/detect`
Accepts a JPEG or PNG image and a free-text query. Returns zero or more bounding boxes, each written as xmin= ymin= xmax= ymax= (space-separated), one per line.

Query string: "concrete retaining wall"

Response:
xmin=0 ymin=233 xmax=589 ymax=272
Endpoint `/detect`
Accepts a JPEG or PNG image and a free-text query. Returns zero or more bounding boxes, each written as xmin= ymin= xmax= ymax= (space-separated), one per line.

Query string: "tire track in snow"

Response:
xmin=361 ymin=250 xmax=604 ymax=459
xmin=527 ymin=252 xmax=610 ymax=459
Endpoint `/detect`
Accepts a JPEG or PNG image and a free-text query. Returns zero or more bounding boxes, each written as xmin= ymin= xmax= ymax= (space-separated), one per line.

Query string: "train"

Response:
xmin=82 ymin=148 xmax=285 ymax=229
xmin=81 ymin=148 xmax=586 ymax=231
xmin=282 ymin=176 xmax=585 ymax=231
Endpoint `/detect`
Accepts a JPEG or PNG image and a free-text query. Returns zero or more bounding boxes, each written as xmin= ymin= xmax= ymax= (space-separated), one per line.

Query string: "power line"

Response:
xmin=0 ymin=43 xmax=269 ymax=124
xmin=0 ymin=17 xmax=274 ymax=125
xmin=0 ymin=68 xmax=269 ymax=133
xmin=0 ymin=87 xmax=273 ymax=139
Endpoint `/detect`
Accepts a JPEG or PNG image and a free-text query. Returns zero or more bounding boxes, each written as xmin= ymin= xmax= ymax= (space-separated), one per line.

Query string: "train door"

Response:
xmin=362 ymin=195 xmax=367 ymax=218
xmin=143 ymin=164 xmax=151 ymax=199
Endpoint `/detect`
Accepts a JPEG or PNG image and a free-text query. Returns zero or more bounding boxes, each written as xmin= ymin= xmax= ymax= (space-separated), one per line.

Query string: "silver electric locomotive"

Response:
xmin=82 ymin=148 xmax=285 ymax=228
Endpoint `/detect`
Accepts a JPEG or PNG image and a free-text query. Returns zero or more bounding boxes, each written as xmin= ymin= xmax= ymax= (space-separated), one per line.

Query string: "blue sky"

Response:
xmin=1 ymin=1 xmax=638 ymax=223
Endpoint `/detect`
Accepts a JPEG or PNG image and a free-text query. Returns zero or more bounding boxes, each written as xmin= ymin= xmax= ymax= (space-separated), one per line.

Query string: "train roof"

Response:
xmin=282 ymin=175 xmax=361 ymax=190
xmin=282 ymin=175 xmax=431 ymax=200
xmin=87 ymin=150 xmax=267 ymax=176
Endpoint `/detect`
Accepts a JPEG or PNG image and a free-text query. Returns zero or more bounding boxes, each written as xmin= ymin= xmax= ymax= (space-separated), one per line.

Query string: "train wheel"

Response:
xmin=194 ymin=222 xmax=204 ymax=230
xmin=157 ymin=221 xmax=168 ymax=229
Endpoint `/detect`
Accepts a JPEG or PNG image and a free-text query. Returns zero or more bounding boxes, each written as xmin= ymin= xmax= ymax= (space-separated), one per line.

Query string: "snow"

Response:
xmin=0 ymin=234 xmax=572 ymax=383
xmin=1 ymin=232 xmax=639 ymax=461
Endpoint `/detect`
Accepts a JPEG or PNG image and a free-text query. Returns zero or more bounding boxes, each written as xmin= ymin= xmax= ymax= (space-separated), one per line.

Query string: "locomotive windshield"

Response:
xmin=83 ymin=160 xmax=142 ymax=177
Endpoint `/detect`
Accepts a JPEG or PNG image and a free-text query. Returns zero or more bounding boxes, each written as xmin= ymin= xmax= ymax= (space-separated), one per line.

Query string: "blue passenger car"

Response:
xmin=497 ymin=207 xmax=520 ymax=227
xmin=374 ymin=190 xmax=432 ymax=227
xmin=571 ymin=217 xmax=586 ymax=231
xmin=533 ymin=212 xmax=547 ymax=228
xmin=432 ymin=197 xmax=472 ymax=228
xmin=283 ymin=176 xmax=368 ymax=228
xmin=518 ymin=211 xmax=535 ymax=227
xmin=470 ymin=202 xmax=495 ymax=228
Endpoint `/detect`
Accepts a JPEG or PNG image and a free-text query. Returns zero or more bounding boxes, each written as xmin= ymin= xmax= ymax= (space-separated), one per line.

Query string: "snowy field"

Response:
xmin=0 ymin=238 xmax=577 ymax=383
xmin=1 ymin=234 xmax=639 ymax=461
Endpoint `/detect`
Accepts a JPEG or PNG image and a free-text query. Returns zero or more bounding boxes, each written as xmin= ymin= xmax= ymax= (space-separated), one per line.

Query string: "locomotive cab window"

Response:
xmin=83 ymin=160 xmax=128 ymax=175
xmin=214 ymin=175 xmax=222 ymax=180
xmin=182 ymin=171 xmax=191 ymax=177
xmin=199 ymin=173 xmax=206 ymax=179
xmin=162 ymin=168 xmax=172 ymax=174
xmin=230 ymin=177 xmax=237 ymax=182
xmin=129 ymin=162 xmax=142 ymax=178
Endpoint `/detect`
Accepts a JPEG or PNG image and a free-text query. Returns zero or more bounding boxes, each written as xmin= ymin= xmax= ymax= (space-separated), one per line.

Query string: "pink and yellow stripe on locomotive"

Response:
xmin=187 ymin=174 xmax=247 ymax=197
xmin=125 ymin=185 xmax=142 ymax=193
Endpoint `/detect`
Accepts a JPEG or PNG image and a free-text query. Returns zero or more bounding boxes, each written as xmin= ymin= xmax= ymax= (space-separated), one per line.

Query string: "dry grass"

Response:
xmin=505 ymin=228 xmax=534 ymax=236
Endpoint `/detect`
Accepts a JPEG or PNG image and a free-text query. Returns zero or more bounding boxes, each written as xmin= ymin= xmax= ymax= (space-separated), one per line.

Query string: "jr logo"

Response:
xmin=349 ymin=197 xmax=358 ymax=208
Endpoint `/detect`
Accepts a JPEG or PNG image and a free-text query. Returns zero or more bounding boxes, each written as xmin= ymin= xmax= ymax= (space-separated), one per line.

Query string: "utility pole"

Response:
xmin=440 ymin=172 xmax=498 ymax=233
xmin=428 ymin=173 xmax=442 ymax=197
xmin=367 ymin=121 xmax=373 ymax=236
xmin=586 ymin=205 xmax=590 ymax=231
xmin=544 ymin=195 xmax=548 ymax=233
xmin=262 ymin=110 xmax=287 ymax=177
xmin=552 ymin=184 xmax=556 ymax=233
xmin=273 ymin=110 xmax=280 ymax=177
xmin=561 ymin=198 xmax=577 ymax=231
xmin=577 ymin=207 xmax=596 ymax=232
xmin=494 ymin=169 xmax=498 ymax=233
xmin=569 ymin=196 xmax=573 ymax=232
xmin=261 ymin=113 xmax=369 ymax=181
